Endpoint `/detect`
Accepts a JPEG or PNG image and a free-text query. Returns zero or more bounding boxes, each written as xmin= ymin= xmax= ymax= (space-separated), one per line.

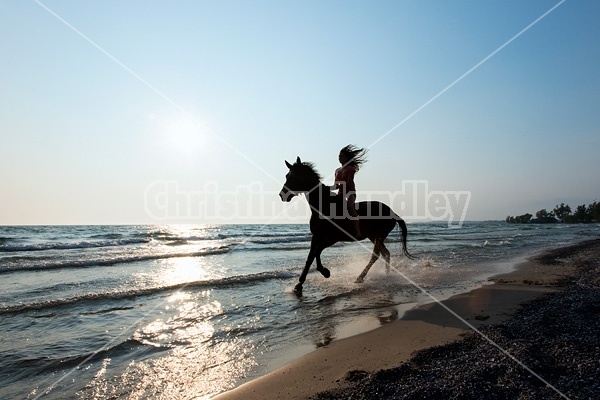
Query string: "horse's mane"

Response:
xmin=294 ymin=161 xmax=322 ymax=182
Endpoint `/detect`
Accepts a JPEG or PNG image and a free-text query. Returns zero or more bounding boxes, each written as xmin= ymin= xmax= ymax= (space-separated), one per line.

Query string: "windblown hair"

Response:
xmin=340 ymin=145 xmax=368 ymax=171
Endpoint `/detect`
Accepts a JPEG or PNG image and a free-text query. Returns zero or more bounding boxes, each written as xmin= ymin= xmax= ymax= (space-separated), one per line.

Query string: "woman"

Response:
xmin=334 ymin=145 xmax=368 ymax=238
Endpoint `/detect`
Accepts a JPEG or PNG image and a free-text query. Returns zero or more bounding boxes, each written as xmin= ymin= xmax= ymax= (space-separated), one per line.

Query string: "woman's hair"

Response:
xmin=340 ymin=145 xmax=368 ymax=171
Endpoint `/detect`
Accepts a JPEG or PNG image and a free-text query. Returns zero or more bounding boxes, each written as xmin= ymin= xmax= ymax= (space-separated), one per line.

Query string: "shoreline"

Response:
xmin=214 ymin=238 xmax=599 ymax=399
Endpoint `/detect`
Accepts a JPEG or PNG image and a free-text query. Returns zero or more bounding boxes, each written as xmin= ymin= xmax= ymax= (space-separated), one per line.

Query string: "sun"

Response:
xmin=164 ymin=117 xmax=206 ymax=157
xmin=149 ymin=112 xmax=211 ymax=158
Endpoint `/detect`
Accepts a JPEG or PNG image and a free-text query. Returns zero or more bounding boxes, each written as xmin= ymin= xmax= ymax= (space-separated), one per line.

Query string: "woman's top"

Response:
xmin=334 ymin=165 xmax=357 ymax=194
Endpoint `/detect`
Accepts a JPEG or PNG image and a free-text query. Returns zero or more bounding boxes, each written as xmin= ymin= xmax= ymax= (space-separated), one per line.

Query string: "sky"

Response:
xmin=1 ymin=0 xmax=599 ymax=225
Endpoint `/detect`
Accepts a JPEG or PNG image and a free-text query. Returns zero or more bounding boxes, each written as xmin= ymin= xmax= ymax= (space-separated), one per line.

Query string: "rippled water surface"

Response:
xmin=1 ymin=222 xmax=597 ymax=398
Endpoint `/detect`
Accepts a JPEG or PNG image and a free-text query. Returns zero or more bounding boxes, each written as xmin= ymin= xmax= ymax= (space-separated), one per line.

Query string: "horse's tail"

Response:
xmin=396 ymin=217 xmax=415 ymax=259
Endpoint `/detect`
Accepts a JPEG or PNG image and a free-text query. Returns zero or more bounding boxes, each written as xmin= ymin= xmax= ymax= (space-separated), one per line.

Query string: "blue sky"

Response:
xmin=1 ymin=0 xmax=599 ymax=225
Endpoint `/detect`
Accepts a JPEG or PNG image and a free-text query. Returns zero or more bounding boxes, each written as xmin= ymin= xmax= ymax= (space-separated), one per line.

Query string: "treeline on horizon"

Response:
xmin=506 ymin=201 xmax=600 ymax=224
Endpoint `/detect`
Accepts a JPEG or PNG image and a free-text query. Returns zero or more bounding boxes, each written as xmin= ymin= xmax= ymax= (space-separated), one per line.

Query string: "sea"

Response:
xmin=1 ymin=222 xmax=598 ymax=399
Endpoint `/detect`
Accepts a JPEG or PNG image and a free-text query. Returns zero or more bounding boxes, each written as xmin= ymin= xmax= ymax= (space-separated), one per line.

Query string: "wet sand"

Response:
xmin=215 ymin=238 xmax=600 ymax=400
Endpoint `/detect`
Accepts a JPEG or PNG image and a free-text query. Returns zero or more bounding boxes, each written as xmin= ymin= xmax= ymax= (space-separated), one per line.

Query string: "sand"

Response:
xmin=214 ymin=238 xmax=600 ymax=400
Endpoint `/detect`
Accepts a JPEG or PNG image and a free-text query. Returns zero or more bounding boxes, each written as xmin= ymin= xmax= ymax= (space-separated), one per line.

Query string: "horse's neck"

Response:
xmin=305 ymin=182 xmax=331 ymax=216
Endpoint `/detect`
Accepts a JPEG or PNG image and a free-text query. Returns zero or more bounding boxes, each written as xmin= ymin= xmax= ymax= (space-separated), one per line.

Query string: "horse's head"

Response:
xmin=279 ymin=156 xmax=321 ymax=202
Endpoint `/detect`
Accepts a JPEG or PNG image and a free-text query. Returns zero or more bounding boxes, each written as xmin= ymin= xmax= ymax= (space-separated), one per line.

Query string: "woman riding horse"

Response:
xmin=279 ymin=157 xmax=413 ymax=295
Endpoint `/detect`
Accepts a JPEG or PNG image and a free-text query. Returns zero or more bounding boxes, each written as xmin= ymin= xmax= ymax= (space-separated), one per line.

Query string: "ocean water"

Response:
xmin=0 ymin=222 xmax=598 ymax=399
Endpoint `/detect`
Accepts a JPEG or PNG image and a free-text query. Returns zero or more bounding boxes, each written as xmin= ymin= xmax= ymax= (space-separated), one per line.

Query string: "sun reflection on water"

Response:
xmin=82 ymin=290 xmax=257 ymax=399
xmin=79 ymin=224 xmax=256 ymax=398
xmin=163 ymin=257 xmax=207 ymax=285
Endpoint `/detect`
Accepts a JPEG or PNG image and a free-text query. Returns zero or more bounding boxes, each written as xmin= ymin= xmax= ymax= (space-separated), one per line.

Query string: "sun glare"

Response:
xmin=151 ymin=113 xmax=211 ymax=158
xmin=166 ymin=118 xmax=205 ymax=156
xmin=159 ymin=257 xmax=208 ymax=287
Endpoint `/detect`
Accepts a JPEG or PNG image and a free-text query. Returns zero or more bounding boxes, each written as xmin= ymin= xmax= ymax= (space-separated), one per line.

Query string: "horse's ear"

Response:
xmin=285 ymin=160 xmax=293 ymax=169
xmin=296 ymin=156 xmax=302 ymax=165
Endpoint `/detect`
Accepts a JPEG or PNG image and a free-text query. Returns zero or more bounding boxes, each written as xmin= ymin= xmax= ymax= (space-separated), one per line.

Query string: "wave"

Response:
xmin=0 ymin=238 xmax=151 ymax=253
xmin=467 ymin=239 xmax=513 ymax=248
xmin=137 ymin=230 xmax=219 ymax=242
xmin=245 ymin=236 xmax=311 ymax=245
xmin=10 ymin=337 xmax=168 ymax=375
xmin=165 ymin=240 xmax=192 ymax=246
xmin=218 ymin=231 xmax=308 ymax=239
xmin=242 ymin=245 xmax=309 ymax=252
xmin=0 ymin=269 xmax=296 ymax=315
xmin=88 ymin=233 xmax=124 ymax=240
xmin=0 ymin=228 xmax=311 ymax=255
xmin=81 ymin=305 xmax=137 ymax=315
xmin=140 ymin=231 xmax=306 ymax=244
xmin=158 ymin=235 xmax=216 ymax=242
xmin=0 ymin=247 xmax=231 ymax=274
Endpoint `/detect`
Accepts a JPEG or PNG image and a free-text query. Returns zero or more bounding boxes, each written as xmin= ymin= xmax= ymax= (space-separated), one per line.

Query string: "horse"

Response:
xmin=279 ymin=157 xmax=414 ymax=295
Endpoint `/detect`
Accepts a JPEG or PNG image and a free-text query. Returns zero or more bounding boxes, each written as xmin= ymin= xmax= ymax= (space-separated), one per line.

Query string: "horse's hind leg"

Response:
xmin=380 ymin=243 xmax=391 ymax=274
xmin=355 ymin=240 xmax=382 ymax=283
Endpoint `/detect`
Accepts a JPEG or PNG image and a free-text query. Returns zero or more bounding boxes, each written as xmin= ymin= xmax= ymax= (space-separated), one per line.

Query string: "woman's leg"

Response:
xmin=347 ymin=194 xmax=362 ymax=238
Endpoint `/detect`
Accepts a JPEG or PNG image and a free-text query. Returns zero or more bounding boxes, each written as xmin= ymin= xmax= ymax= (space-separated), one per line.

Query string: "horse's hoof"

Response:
xmin=318 ymin=268 xmax=330 ymax=278
xmin=355 ymin=276 xmax=364 ymax=284
xmin=293 ymin=284 xmax=303 ymax=295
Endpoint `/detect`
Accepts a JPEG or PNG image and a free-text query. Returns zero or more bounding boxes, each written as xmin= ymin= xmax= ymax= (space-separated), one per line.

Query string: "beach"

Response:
xmin=215 ymin=238 xmax=600 ymax=400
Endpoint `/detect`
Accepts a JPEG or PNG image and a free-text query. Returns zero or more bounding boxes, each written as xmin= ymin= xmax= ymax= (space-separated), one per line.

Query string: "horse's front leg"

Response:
xmin=295 ymin=241 xmax=330 ymax=295
xmin=295 ymin=248 xmax=315 ymax=295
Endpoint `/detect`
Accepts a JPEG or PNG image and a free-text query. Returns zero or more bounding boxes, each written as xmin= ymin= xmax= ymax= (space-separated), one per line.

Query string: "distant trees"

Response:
xmin=505 ymin=213 xmax=532 ymax=224
xmin=573 ymin=205 xmax=588 ymax=223
xmin=593 ymin=201 xmax=600 ymax=221
xmin=558 ymin=201 xmax=599 ymax=223
xmin=553 ymin=203 xmax=571 ymax=223
xmin=563 ymin=201 xmax=600 ymax=223
xmin=506 ymin=200 xmax=599 ymax=224
xmin=535 ymin=209 xmax=557 ymax=223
